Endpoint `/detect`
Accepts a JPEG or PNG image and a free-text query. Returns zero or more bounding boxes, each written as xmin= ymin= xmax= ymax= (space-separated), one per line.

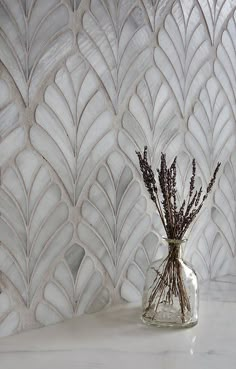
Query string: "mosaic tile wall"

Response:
xmin=0 ymin=0 xmax=236 ymax=337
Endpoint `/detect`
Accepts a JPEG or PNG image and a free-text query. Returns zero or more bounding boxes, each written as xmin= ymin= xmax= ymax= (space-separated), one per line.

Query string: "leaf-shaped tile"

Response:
xmin=118 ymin=66 xmax=182 ymax=170
xmin=0 ymin=78 xmax=25 ymax=166
xmin=197 ymin=0 xmax=236 ymax=44
xmin=0 ymin=0 xmax=73 ymax=104
xmin=78 ymin=0 xmax=151 ymax=112
xmin=212 ymin=161 xmax=236 ymax=257
xmin=140 ymin=0 xmax=175 ymax=31
xmin=186 ymin=77 xmax=235 ymax=186
xmin=36 ymin=244 xmax=109 ymax=325
xmin=0 ymin=287 xmax=20 ymax=337
xmin=31 ymin=54 xmax=115 ymax=205
xmin=0 ymin=270 xmax=40 ymax=336
xmin=78 ymin=151 xmax=150 ymax=286
xmin=189 ymin=221 xmax=233 ymax=280
xmin=215 ymin=10 xmax=236 ymax=119
xmin=155 ymin=0 xmax=211 ymax=116
xmin=0 ymin=149 xmax=73 ymax=308
xmin=121 ymin=232 xmax=163 ymax=302
xmin=70 ymin=0 xmax=82 ymax=11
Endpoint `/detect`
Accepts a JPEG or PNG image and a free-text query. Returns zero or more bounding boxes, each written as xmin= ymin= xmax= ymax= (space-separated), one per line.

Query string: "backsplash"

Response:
xmin=0 ymin=0 xmax=235 ymax=337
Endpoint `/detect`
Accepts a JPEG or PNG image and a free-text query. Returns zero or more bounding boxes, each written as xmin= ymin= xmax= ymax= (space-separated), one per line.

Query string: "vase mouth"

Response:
xmin=163 ymin=237 xmax=187 ymax=245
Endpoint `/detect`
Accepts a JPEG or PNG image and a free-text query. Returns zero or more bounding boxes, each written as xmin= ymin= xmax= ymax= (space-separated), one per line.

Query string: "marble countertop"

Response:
xmin=0 ymin=276 xmax=236 ymax=369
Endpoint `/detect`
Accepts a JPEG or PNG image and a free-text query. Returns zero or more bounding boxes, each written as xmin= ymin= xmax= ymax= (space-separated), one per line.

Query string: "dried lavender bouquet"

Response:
xmin=136 ymin=147 xmax=221 ymax=323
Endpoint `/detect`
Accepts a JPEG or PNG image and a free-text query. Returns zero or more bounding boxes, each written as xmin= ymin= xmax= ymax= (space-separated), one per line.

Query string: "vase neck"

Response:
xmin=164 ymin=238 xmax=186 ymax=259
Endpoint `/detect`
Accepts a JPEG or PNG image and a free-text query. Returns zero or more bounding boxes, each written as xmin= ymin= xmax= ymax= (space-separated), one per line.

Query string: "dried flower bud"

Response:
xmin=136 ymin=148 xmax=221 ymax=240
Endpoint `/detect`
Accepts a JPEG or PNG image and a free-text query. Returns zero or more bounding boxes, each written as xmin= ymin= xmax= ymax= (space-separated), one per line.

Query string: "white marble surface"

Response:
xmin=0 ymin=276 xmax=235 ymax=369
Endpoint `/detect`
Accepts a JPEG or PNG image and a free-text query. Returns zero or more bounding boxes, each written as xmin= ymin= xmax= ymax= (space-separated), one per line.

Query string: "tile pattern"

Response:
xmin=0 ymin=0 xmax=236 ymax=336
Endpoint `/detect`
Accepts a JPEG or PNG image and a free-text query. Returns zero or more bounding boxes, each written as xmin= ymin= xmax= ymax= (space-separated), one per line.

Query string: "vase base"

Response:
xmin=141 ymin=313 xmax=198 ymax=329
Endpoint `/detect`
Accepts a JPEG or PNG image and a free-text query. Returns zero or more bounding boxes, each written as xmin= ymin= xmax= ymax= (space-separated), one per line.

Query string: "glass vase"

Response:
xmin=142 ymin=238 xmax=198 ymax=328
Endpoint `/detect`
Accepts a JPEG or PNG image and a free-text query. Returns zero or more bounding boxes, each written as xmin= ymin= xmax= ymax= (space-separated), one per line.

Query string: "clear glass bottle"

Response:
xmin=142 ymin=238 xmax=198 ymax=328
